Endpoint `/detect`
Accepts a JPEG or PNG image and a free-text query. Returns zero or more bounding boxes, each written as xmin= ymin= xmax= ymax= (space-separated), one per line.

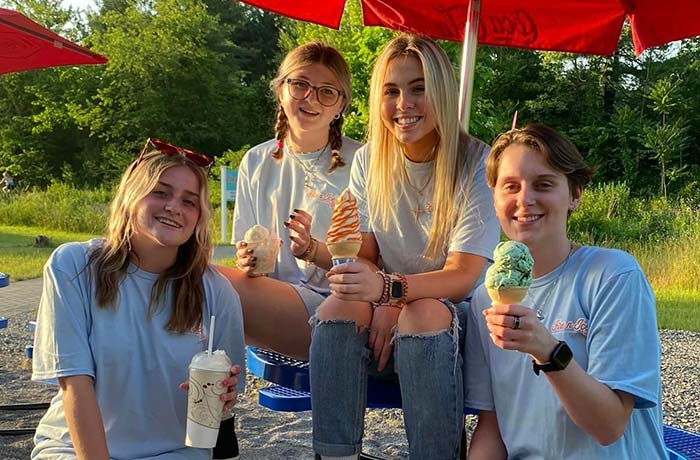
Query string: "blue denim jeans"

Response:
xmin=309 ymin=300 xmax=466 ymax=460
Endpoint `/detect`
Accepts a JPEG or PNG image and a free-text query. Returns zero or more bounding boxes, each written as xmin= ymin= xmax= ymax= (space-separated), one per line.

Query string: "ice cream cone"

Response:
xmin=487 ymin=287 xmax=529 ymax=304
xmin=327 ymin=241 xmax=361 ymax=265
xmin=326 ymin=188 xmax=362 ymax=265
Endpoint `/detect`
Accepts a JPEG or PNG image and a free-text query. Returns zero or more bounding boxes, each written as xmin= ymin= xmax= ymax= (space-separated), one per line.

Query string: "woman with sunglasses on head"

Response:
xmin=464 ymin=125 xmax=666 ymax=459
xmin=216 ymin=42 xmax=361 ymax=360
xmin=307 ymin=35 xmax=500 ymax=459
xmin=31 ymin=140 xmax=245 ymax=460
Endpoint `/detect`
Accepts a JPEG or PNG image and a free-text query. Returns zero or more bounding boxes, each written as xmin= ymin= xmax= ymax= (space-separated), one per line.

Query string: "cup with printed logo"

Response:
xmin=185 ymin=350 xmax=231 ymax=448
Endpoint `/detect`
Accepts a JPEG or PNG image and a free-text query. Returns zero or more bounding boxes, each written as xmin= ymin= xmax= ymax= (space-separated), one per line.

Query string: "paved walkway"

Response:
xmin=0 ymin=277 xmax=43 ymax=316
xmin=0 ymin=245 xmax=236 ymax=317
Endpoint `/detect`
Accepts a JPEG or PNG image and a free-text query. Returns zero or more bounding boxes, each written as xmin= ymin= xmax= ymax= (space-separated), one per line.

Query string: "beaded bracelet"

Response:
xmin=296 ymin=237 xmax=317 ymax=263
xmin=374 ymin=302 xmax=405 ymax=310
xmin=371 ymin=270 xmax=391 ymax=307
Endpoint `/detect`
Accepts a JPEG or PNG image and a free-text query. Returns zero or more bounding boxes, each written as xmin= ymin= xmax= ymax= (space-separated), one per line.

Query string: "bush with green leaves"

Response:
xmin=570 ymin=182 xmax=700 ymax=247
xmin=0 ymin=183 xmax=111 ymax=234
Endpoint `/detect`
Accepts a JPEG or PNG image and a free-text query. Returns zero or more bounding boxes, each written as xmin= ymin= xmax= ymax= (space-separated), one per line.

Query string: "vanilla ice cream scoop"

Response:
xmin=244 ymin=224 xmax=269 ymax=243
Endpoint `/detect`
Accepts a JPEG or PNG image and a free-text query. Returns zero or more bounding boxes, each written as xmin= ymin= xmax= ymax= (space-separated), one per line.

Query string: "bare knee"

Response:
xmin=316 ymin=295 xmax=372 ymax=327
xmin=397 ymin=298 xmax=452 ymax=334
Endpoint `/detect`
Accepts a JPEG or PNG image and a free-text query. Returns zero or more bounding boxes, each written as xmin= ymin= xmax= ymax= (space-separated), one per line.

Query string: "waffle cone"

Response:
xmin=487 ymin=287 xmax=528 ymax=304
xmin=327 ymin=241 xmax=361 ymax=259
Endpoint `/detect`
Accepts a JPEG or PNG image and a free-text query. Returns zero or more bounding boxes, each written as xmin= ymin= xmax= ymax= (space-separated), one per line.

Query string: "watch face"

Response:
xmin=552 ymin=342 xmax=573 ymax=368
xmin=390 ymin=280 xmax=403 ymax=299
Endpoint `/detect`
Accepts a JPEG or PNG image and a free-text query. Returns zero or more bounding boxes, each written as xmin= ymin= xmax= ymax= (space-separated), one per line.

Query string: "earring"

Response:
xmin=333 ymin=113 xmax=341 ymax=120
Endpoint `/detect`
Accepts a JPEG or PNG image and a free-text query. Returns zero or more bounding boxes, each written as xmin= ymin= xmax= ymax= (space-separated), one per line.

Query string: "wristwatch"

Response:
xmin=388 ymin=272 xmax=407 ymax=305
xmin=532 ymin=341 xmax=572 ymax=375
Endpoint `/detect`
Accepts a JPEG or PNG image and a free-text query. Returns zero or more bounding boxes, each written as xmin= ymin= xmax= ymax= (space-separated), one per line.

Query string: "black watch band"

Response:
xmin=532 ymin=341 xmax=572 ymax=375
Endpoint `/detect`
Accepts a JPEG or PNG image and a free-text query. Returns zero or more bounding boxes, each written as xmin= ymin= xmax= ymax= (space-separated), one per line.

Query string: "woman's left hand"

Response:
xmin=483 ymin=304 xmax=559 ymax=363
xmin=179 ymin=364 xmax=242 ymax=413
xmin=286 ymin=209 xmax=314 ymax=258
xmin=326 ymin=262 xmax=384 ymax=303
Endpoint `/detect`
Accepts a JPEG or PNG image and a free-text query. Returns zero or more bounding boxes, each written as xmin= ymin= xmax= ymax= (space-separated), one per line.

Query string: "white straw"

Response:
xmin=207 ymin=315 xmax=216 ymax=357
xmin=270 ymin=195 xmax=278 ymax=240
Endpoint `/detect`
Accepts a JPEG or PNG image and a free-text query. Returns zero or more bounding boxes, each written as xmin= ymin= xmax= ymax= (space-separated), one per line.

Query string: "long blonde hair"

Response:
xmin=88 ymin=149 xmax=213 ymax=334
xmin=367 ymin=34 xmax=481 ymax=259
xmin=270 ymin=42 xmax=352 ymax=173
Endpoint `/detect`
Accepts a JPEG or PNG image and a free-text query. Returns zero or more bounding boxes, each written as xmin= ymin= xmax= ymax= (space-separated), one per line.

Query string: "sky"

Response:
xmin=61 ymin=0 xmax=97 ymax=10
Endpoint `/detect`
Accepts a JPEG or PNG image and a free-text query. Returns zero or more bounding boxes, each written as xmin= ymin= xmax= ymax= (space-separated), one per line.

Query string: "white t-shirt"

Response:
xmin=233 ymin=137 xmax=362 ymax=294
xmin=32 ymin=240 xmax=245 ymax=460
xmin=349 ymin=140 xmax=500 ymax=279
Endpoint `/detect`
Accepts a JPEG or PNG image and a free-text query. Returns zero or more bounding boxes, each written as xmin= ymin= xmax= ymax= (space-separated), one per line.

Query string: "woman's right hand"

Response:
xmin=369 ymin=306 xmax=400 ymax=372
xmin=235 ymin=241 xmax=261 ymax=277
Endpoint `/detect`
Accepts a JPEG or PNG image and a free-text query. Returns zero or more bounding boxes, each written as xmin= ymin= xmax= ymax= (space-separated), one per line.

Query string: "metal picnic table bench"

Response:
xmin=0 ymin=273 xmax=8 ymax=331
xmin=247 ymin=346 xmax=700 ymax=460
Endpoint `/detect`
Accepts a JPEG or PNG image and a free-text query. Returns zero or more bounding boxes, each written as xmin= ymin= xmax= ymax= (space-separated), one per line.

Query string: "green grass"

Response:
xmin=2 ymin=220 xmax=699 ymax=332
xmin=655 ymin=289 xmax=700 ymax=331
xmin=0 ymin=225 xmax=234 ymax=281
xmin=0 ymin=225 xmax=99 ymax=280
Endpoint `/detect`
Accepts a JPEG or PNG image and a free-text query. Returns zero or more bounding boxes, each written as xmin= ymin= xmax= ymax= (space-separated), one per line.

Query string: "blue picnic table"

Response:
xmin=0 ymin=272 xmax=8 ymax=330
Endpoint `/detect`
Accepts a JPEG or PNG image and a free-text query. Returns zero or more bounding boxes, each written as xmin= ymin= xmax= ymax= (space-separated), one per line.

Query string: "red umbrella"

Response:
xmin=0 ymin=7 xmax=108 ymax=75
xmin=240 ymin=0 xmax=700 ymax=129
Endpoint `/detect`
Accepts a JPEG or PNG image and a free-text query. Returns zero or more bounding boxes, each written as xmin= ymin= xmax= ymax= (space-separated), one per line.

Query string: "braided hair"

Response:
xmin=328 ymin=113 xmax=346 ymax=173
xmin=272 ymin=106 xmax=288 ymax=161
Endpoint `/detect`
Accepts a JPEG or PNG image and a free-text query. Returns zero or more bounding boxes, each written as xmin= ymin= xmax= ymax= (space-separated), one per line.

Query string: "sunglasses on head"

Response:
xmin=137 ymin=138 xmax=214 ymax=169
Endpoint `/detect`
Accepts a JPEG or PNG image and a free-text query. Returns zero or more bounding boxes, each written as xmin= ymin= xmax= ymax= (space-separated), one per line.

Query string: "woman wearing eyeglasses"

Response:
xmin=31 ymin=141 xmax=245 ymax=460
xmin=216 ymin=42 xmax=361 ymax=360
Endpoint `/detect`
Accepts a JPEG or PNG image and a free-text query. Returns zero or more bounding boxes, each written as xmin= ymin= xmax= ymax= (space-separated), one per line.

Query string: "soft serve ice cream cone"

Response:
xmin=485 ymin=241 xmax=534 ymax=304
xmin=244 ymin=224 xmax=280 ymax=275
xmin=326 ymin=188 xmax=362 ymax=265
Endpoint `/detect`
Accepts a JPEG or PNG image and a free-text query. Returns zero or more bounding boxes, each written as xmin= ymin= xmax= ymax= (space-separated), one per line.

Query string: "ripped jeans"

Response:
xmin=309 ymin=299 xmax=467 ymax=460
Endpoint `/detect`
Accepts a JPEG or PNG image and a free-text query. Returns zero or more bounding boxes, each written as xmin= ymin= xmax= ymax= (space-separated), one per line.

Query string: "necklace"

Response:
xmin=288 ymin=144 xmax=328 ymax=189
xmin=535 ymin=243 xmax=575 ymax=321
xmin=402 ymin=147 xmax=436 ymax=223
xmin=405 ymin=166 xmax=434 ymax=222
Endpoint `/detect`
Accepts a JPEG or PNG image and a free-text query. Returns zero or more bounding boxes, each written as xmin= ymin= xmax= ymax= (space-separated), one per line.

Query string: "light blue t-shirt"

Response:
xmin=31 ymin=240 xmax=246 ymax=460
xmin=464 ymin=246 xmax=667 ymax=460
xmin=349 ymin=139 xmax=499 ymax=276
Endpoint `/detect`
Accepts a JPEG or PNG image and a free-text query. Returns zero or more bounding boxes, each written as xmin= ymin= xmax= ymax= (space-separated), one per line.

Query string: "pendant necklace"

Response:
xmin=403 ymin=145 xmax=436 ymax=223
xmin=534 ymin=243 xmax=575 ymax=321
xmin=288 ymin=143 xmax=329 ymax=190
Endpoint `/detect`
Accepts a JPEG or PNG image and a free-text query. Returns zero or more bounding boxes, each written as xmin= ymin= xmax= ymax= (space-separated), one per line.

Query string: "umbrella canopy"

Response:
xmin=241 ymin=0 xmax=700 ymax=56
xmin=241 ymin=0 xmax=700 ymax=130
xmin=0 ymin=7 xmax=108 ymax=75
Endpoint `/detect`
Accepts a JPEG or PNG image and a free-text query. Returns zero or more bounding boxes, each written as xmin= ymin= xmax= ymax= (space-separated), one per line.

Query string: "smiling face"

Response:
xmin=131 ymin=165 xmax=201 ymax=265
xmin=278 ymin=63 xmax=344 ymax=147
xmin=380 ymin=55 xmax=438 ymax=158
xmin=493 ymin=143 xmax=580 ymax=251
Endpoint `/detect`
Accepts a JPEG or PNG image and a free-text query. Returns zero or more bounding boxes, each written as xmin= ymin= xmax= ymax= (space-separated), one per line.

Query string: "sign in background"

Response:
xmin=220 ymin=166 xmax=237 ymax=243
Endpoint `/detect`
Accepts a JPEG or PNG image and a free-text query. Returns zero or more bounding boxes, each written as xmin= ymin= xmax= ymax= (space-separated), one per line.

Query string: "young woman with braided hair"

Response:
xmin=217 ymin=42 xmax=361 ymax=360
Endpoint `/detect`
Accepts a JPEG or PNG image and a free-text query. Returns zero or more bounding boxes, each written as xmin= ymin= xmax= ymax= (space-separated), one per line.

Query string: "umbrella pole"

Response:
xmin=458 ymin=0 xmax=480 ymax=133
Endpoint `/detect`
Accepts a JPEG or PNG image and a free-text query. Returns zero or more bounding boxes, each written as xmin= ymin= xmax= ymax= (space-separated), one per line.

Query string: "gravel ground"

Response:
xmin=1 ymin=306 xmax=698 ymax=459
